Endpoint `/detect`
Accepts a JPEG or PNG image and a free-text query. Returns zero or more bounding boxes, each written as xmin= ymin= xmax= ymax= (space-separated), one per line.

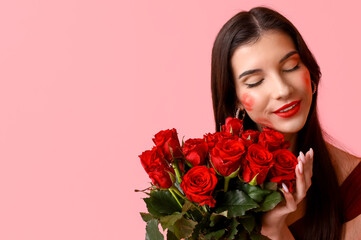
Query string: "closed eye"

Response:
xmin=283 ymin=64 xmax=300 ymax=73
xmin=246 ymin=79 xmax=264 ymax=88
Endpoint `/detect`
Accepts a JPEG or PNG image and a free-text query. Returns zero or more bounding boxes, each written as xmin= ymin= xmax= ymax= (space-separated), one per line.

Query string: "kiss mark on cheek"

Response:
xmin=241 ymin=93 xmax=255 ymax=111
xmin=255 ymin=117 xmax=274 ymax=129
xmin=303 ymin=72 xmax=312 ymax=93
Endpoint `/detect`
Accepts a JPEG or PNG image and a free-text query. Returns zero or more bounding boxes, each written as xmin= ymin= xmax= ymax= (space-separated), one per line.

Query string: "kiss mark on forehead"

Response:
xmin=241 ymin=93 xmax=254 ymax=111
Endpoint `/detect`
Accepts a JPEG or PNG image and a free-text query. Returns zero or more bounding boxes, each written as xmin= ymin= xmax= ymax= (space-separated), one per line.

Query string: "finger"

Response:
xmin=304 ymin=148 xmax=314 ymax=171
xmin=303 ymin=149 xmax=313 ymax=188
xmin=301 ymin=150 xmax=313 ymax=189
xmin=294 ymin=159 xmax=307 ymax=203
xmin=308 ymin=148 xmax=314 ymax=170
xmin=281 ymin=183 xmax=297 ymax=212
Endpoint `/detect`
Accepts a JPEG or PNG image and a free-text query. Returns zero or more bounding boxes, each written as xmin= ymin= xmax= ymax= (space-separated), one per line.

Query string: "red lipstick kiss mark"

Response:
xmin=303 ymin=74 xmax=312 ymax=94
xmin=255 ymin=117 xmax=274 ymax=129
xmin=241 ymin=93 xmax=254 ymax=111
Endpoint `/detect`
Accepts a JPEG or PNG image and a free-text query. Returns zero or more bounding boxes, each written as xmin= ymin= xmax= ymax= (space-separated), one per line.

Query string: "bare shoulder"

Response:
xmin=344 ymin=214 xmax=361 ymax=240
xmin=325 ymin=142 xmax=361 ymax=185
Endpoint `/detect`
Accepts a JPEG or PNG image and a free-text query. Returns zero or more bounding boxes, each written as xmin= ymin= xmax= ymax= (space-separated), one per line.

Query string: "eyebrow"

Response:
xmin=238 ymin=50 xmax=299 ymax=79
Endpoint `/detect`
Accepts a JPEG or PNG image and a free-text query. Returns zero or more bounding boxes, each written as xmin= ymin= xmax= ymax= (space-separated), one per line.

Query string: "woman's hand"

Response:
xmin=261 ymin=148 xmax=314 ymax=240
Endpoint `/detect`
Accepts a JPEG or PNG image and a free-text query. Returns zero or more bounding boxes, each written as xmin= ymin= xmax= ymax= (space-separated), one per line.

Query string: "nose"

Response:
xmin=270 ymin=73 xmax=293 ymax=100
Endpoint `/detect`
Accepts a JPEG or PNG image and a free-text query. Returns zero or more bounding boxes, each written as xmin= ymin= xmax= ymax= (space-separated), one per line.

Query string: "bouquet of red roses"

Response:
xmin=138 ymin=117 xmax=298 ymax=240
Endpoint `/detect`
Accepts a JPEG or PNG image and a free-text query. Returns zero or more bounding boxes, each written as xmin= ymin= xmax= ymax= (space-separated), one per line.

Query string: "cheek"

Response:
xmin=241 ymin=93 xmax=255 ymax=111
xmin=302 ymin=70 xmax=312 ymax=93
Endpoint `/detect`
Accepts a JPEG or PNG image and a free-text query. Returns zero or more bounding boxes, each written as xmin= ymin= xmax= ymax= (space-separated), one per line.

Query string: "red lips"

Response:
xmin=273 ymin=100 xmax=301 ymax=113
xmin=273 ymin=100 xmax=301 ymax=118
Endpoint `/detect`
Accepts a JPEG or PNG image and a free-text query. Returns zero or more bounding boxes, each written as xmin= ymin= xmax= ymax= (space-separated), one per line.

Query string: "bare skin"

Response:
xmin=262 ymin=143 xmax=361 ymax=240
xmin=231 ymin=30 xmax=361 ymax=239
xmin=286 ymin=142 xmax=361 ymax=227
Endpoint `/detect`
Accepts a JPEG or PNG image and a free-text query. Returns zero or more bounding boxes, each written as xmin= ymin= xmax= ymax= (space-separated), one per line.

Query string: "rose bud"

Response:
xmin=268 ymin=149 xmax=298 ymax=192
xmin=204 ymin=131 xmax=238 ymax=151
xmin=242 ymin=143 xmax=274 ymax=185
xmin=258 ymin=128 xmax=289 ymax=152
xmin=240 ymin=129 xmax=260 ymax=148
xmin=180 ymin=166 xmax=218 ymax=207
xmin=222 ymin=117 xmax=244 ymax=136
xmin=182 ymin=138 xmax=208 ymax=167
xmin=152 ymin=128 xmax=183 ymax=162
xmin=210 ymin=137 xmax=245 ymax=177
xmin=139 ymin=147 xmax=175 ymax=189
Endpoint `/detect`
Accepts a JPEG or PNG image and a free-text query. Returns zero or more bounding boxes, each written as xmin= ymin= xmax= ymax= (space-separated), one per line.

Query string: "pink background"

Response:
xmin=0 ymin=0 xmax=360 ymax=239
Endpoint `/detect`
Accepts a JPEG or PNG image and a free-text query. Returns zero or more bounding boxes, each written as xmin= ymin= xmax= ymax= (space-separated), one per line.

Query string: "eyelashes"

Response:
xmin=245 ymin=64 xmax=300 ymax=88
xmin=246 ymin=79 xmax=264 ymax=88
xmin=283 ymin=64 xmax=300 ymax=73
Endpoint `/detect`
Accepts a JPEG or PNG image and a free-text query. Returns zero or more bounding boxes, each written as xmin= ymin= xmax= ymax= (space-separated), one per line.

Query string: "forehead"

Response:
xmin=231 ymin=31 xmax=297 ymax=69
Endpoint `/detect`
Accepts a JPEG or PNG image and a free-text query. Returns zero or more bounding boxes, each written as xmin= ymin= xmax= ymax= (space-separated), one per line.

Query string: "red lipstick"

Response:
xmin=273 ymin=100 xmax=301 ymax=118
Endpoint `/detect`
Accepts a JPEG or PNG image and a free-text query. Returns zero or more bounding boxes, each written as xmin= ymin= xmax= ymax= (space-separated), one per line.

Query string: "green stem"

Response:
xmin=224 ymin=176 xmax=231 ymax=192
xmin=169 ymin=188 xmax=183 ymax=209
xmin=171 ymin=187 xmax=205 ymax=215
xmin=172 ymin=159 xmax=182 ymax=184
xmin=170 ymin=187 xmax=186 ymax=200
xmin=169 ymin=189 xmax=191 ymax=218
xmin=201 ymin=205 xmax=208 ymax=213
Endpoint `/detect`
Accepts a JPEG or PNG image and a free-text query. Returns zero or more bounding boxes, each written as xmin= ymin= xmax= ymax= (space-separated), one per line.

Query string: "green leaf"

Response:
xmin=228 ymin=218 xmax=239 ymax=240
xmin=204 ymin=229 xmax=226 ymax=240
xmin=241 ymin=184 xmax=271 ymax=203
xmin=249 ymin=174 xmax=259 ymax=186
xmin=215 ymin=190 xmax=259 ymax=217
xmin=235 ymin=229 xmax=248 ymax=240
xmin=264 ymin=181 xmax=278 ymax=191
xmin=140 ymin=212 xmax=154 ymax=222
xmin=257 ymin=191 xmax=283 ymax=212
xmin=167 ymin=230 xmax=179 ymax=240
xmin=182 ymin=200 xmax=194 ymax=212
xmin=190 ymin=212 xmax=211 ymax=239
xmin=209 ymin=212 xmax=227 ymax=227
xmin=250 ymin=232 xmax=271 ymax=240
xmin=239 ymin=215 xmax=256 ymax=233
xmin=173 ymin=217 xmax=197 ymax=239
xmin=145 ymin=219 xmax=164 ymax=240
xmin=144 ymin=190 xmax=183 ymax=217
xmin=159 ymin=212 xmax=183 ymax=230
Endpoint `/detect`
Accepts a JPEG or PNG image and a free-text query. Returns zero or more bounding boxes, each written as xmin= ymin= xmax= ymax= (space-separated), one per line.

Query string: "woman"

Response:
xmin=211 ymin=7 xmax=361 ymax=240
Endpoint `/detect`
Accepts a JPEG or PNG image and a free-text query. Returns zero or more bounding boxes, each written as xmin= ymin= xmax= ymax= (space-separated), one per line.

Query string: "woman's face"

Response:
xmin=231 ymin=30 xmax=313 ymax=135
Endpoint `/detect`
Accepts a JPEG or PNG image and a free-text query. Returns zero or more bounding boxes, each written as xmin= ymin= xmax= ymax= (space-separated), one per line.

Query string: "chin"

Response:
xmin=275 ymin=117 xmax=308 ymax=135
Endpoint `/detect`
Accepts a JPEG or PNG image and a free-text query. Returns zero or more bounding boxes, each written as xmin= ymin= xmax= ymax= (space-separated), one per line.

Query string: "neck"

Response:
xmin=283 ymin=132 xmax=298 ymax=155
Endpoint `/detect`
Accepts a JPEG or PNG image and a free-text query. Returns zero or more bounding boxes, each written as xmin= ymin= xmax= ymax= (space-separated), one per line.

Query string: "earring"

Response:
xmin=311 ymin=80 xmax=317 ymax=95
xmin=235 ymin=107 xmax=245 ymax=121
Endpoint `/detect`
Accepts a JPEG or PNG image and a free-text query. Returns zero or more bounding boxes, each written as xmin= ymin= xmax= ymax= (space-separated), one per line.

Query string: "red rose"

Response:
xmin=152 ymin=129 xmax=183 ymax=162
xmin=210 ymin=137 xmax=245 ymax=176
xmin=180 ymin=166 xmax=218 ymax=207
xmin=222 ymin=117 xmax=244 ymax=136
xmin=268 ymin=149 xmax=298 ymax=192
xmin=240 ymin=129 xmax=260 ymax=148
xmin=139 ymin=147 xmax=174 ymax=188
xmin=182 ymin=138 xmax=208 ymax=166
xmin=204 ymin=131 xmax=238 ymax=151
xmin=242 ymin=143 xmax=274 ymax=185
xmin=258 ymin=128 xmax=290 ymax=152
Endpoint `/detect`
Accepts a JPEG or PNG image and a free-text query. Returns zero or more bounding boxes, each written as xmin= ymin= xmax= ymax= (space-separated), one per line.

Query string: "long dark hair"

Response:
xmin=211 ymin=7 xmax=342 ymax=240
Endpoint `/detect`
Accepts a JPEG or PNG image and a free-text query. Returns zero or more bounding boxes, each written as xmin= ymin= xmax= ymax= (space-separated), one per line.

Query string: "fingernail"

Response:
xmin=299 ymin=151 xmax=305 ymax=163
xmin=310 ymin=148 xmax=314 ymax=158
xmin=298 ymin=161 xmax=303 ymax=174
xmin=282 ymin=183 xmax=289 ymax=193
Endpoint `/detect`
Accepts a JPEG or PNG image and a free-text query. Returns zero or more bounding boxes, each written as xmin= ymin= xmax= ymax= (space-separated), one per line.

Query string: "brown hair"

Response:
xmin=211 ymin=7 xmax=342 ymax=239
